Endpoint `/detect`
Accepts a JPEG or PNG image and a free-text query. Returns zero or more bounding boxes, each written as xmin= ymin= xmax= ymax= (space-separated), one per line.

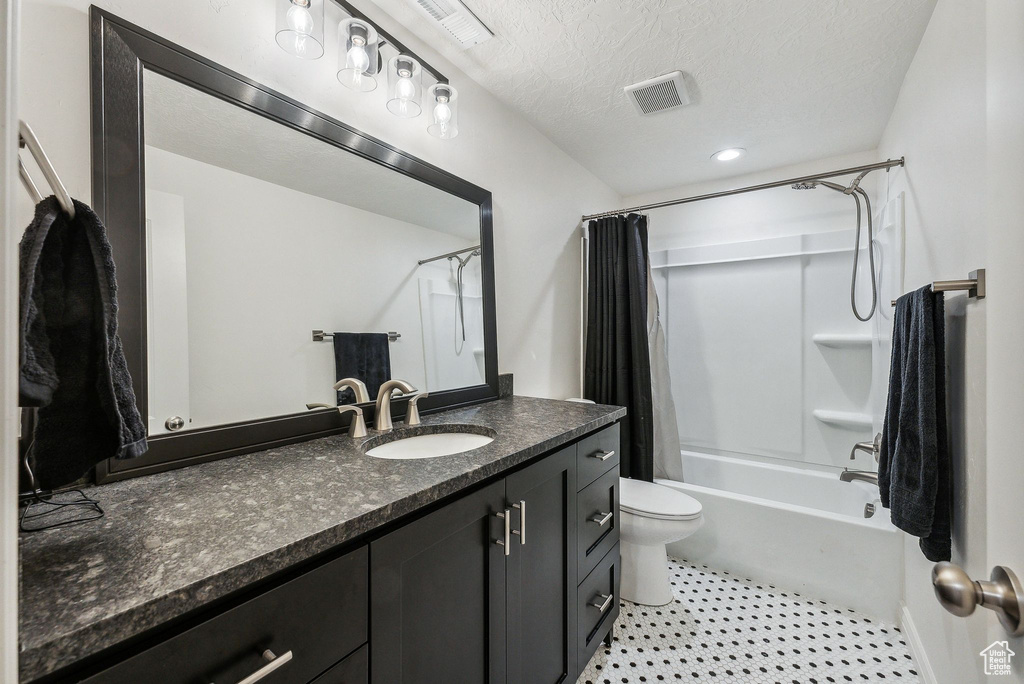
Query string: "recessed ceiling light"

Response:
xmin=712 ymin=148 xmax=746 ymax=162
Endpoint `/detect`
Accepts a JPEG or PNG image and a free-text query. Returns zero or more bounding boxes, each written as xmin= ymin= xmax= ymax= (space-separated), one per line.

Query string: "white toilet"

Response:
xmin=619 ymin=477 xmax=704 ymax=606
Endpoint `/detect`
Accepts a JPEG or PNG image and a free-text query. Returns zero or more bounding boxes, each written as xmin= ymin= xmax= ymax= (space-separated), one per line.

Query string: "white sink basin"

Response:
xmin=366 ymin=432 xmax=494 ymax=459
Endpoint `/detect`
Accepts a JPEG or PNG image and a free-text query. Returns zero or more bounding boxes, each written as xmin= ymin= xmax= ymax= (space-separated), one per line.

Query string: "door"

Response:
xmin=506 ymin=446 xmax=577 ymax=684
xmin=370 ymin=480 xmax=506 ymax=684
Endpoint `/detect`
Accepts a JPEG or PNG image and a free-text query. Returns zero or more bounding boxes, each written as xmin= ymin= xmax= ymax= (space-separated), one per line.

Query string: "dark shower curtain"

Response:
xmin=584 ymin=213 xmax=654 ymax=481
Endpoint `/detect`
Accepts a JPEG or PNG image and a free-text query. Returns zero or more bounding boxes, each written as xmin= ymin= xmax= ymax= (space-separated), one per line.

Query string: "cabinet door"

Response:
xmin=506 ymin=446 xmax=577 ymax=684
xmin=371 ymin=480 xmax=506 ymax=684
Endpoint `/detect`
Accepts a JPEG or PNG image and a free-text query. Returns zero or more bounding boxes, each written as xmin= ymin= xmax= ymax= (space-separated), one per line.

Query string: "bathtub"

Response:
xmin=661 ymin=450 xmax=903 ymax=622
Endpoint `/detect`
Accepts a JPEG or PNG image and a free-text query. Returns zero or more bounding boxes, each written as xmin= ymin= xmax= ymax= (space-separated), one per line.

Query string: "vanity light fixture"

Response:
xmin=387 ymin=55 xmax=423 ymax=118
xmin=337 ymin=18 xmax=380 ymax=91
xmin=427 ymin=83 xmax=458 ymax=139
xmin=712 ymin=148 xmax=746 ymax=162
xmin=275 ymin=0 xmax=325 ymax=60
xmin=277 ymin=0 xmax=462 ymax=137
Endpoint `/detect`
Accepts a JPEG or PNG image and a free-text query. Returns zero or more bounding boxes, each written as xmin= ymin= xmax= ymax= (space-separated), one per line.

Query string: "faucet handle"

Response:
xmin=334 ymin=378 xmax=370 ymax=404
xmin=850 ymin=432 xmax=882 ymax=461
xmin=405 ymin=392 xmax=430 ymax=427
xmin=337 ymin=405 xmax=368 ymax=438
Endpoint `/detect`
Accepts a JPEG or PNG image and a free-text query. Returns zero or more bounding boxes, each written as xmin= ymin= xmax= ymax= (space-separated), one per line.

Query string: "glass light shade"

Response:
xmin=337 ymin=18 xmax=379 ymax=92
xmin=427 ymin=83 xmax=459 ymax=139
xmin=275 ymin=0 xmax=324 ymax=60
xmin=386 ymin=55 xmax=423 ymax=118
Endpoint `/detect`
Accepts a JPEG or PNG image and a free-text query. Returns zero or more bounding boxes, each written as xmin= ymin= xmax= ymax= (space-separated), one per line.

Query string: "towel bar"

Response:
xmin=312 ymin=330 xmax=401 ymax=342
xmin=891 ymin=268 xmax=985 ymax=306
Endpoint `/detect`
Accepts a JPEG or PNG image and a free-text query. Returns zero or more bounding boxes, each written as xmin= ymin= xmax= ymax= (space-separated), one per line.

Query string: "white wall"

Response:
xmin=875 ymin=1 xmax=990 ymax=681
xmin=0 ymin=2 xmax=19 ymax=681
xmin=145 ymin=146 xmax=479 ymax=431
xmin=16 ymin=0 xmax=620 ymax=400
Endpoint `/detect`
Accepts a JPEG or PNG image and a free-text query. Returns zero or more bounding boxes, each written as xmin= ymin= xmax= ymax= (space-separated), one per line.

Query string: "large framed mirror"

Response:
xmin=90 ymin=8 xmax=498 ymax=482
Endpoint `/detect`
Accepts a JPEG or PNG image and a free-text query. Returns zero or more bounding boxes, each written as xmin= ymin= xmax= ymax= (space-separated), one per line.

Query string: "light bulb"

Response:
xmin=396 ymin=76 xmax=415 ymax=101
xmin=346 ymin=45 xmax=370 ymax=73
xmin=286 ymin=4 xmax=314 ymax=35
xmin=433 ymin=101 xmax=452 ymax=124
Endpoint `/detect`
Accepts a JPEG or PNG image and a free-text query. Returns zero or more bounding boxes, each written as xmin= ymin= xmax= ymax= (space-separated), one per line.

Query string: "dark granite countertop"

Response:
xmin=19 ymin=396 xmax=624 ymax=682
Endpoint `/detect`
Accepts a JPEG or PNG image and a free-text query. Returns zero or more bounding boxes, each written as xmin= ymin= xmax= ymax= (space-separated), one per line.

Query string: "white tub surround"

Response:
xmin=661 ymin=451 xmax=903 ymax=621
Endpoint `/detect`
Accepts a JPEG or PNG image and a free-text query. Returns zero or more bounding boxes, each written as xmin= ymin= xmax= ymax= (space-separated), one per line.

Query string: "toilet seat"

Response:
xmin=620 ymin=478 xmax=702 ymax=521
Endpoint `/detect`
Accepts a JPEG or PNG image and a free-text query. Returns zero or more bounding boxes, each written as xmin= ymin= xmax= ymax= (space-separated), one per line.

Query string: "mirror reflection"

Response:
xmin=142 ymin=71 xmax=484 ymax=435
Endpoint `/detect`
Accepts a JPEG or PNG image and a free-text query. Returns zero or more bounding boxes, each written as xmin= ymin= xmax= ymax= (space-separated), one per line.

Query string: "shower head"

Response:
xmin=791 ymin=182 xmax=818 ymax=190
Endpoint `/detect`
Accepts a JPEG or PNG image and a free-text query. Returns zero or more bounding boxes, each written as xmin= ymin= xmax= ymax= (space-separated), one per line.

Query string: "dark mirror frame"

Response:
xmin=90 ymin=7 xmax=498 ymax=483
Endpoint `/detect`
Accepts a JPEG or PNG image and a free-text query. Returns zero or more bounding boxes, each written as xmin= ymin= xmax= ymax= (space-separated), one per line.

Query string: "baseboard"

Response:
xmin=899 ymin=601 xmax=937 ymax=684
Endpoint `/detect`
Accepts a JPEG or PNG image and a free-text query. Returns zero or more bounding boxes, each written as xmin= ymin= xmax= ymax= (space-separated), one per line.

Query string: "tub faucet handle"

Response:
xmin=850 ymin=432 xmax=882 ymax=461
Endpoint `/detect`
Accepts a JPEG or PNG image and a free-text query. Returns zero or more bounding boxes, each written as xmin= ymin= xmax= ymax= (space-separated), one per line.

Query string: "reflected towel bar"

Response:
xmin=313 ymin=330 xmax=401 ymax=342
xmin=891 ymin=269 xmax=986 ymax=307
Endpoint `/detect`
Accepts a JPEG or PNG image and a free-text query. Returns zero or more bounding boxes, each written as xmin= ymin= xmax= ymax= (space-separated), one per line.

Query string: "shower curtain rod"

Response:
xmin=417 ymin=245 xmax=481 ymax=266
xmin=580 ymin=157 xmax=905 ymax=221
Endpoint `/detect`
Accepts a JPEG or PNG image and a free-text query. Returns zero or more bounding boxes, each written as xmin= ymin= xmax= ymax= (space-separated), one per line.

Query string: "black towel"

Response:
xmin=878 ymin=285 xmax=950 ymax=561
xmin=19 ymin=197 xmax=148 ymax=490
xmin=333 ymin=333 xmax=391 ymax=404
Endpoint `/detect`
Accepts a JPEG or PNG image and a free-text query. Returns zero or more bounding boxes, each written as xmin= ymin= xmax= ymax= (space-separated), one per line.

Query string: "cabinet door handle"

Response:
xmin=589 ymin=593 xmax=614 ymax=613
xmin=495 ymin=509 xmax=511 ymax=556
xmin=219 ymin=649 xmax=292 ymax=684
xmin=590 ymin=450 xmax=615 ymax=461
xmin=589 ymin=511 xmax=613 ymax=527
xmin=512 ymin=500 xmax=526 ymax=545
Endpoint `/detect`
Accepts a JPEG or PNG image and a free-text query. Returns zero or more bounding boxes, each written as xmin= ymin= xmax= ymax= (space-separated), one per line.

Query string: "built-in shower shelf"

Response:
xmin=812 ymin=334 xmax=873 ymax=349
xmin=812 ymin=410 xmax=873 ymax=430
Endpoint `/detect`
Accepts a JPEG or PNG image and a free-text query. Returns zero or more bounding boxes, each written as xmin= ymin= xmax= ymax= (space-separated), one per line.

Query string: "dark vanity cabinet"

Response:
xmin=504 ymin=446 xmax=576 ymax=684
xmin=371 ymin=445 xmax=580 ymax=684
xmin=369 ymin=426 xmax=620 ymax=684
xmin=75 ymin=424 xmax=620 ymax=684
xmin=81 ymin=546 xmax=370 ymax=684
xmin=370 ymin=480 xmax=508 ymax=683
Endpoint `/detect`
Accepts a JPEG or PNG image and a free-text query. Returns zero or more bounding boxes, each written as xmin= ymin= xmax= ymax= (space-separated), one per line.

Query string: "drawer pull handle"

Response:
xmin=589 ymin=511 xmax=613 ymax=527
xmin=590 ymin=450 xmax=615 ymax=461
xmin=228 ymin=649 xmax=293 ymax=684
xmin=495 ymin=509 xmax=511 ymax=556
xmin=512 ymin=500 xmax=526 ymax=545
xmin=589 ymin=593 xmax=614 ymax=613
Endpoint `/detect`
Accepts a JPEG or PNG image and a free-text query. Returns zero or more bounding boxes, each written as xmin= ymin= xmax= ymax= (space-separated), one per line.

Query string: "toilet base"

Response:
xmin=620 ymin=539 xmax=673 ymax=606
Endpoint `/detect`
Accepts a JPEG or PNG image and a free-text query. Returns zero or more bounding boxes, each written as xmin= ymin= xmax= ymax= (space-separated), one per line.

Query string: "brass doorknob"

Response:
xmin=932 ymin=562 xmax=1024 ymax=636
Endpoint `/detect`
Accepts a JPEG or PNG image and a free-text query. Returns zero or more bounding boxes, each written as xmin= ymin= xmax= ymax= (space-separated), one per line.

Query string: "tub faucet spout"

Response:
xmin=840 ymin=469 xmax=879 ymax=486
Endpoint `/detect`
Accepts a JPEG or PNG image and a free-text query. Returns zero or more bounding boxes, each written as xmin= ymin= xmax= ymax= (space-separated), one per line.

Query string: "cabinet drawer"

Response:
xmin=577 ymin=466 xmax=619 ymax=583
xmin=576 ymin=424 xmax=620 ymax=490
xmin=577 ymin=544 xmax=620 ymax=671
xmin=84 ymin=545 xmax=368 ymax=684
xmin=311 ymin=645 xmax=368 ymax=684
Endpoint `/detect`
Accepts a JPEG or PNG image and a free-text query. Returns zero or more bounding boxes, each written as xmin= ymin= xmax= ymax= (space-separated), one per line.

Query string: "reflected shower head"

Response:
xmin=791 ymin=181 xmax=818 ymax=190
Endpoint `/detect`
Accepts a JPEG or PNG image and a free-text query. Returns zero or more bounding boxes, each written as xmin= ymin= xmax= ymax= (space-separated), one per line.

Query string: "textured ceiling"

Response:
xmin=144 ymin=71 xmax=480 ymax=240
xmin=372 ymin=0 xmax=936 ymax=196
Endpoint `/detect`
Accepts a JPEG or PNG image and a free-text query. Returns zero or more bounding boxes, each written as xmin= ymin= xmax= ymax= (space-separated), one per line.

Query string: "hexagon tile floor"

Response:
xmin=578 ymin=558 xmax=919 ymax=684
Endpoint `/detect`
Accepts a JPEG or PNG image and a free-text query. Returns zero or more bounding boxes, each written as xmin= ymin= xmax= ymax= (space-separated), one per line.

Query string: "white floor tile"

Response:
xmin=578 ymin=557 xmax=919 ymax=683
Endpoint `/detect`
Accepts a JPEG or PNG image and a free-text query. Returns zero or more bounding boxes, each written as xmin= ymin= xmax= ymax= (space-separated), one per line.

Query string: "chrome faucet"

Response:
xmin=840 ymin=469 xmax=879 ymax=485
xmin=334 ymin=377 xmax=370 ymax=404
xmin=374 ymin=379 xmax=417 ymax=432
xmin=304 ymin=378 xmax=370 ymax=438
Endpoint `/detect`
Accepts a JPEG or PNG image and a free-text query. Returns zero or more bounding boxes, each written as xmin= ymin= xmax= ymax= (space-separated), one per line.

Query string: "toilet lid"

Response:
xmin=619 ymin=478 xmax=703 ymax=521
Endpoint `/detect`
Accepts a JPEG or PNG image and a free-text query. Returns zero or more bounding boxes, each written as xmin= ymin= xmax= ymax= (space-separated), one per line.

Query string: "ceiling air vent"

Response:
xmin=411 ymin=0 xmax=494 ymax=49
xmin=624 ymin=71 xmax=691 ymax=115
